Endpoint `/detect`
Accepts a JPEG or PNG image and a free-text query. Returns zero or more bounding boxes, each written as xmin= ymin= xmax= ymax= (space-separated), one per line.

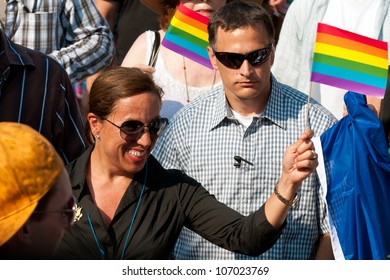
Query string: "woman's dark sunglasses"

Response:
xmin=103 ymin=117 xmax=168 ymax=141
xmin=213 ymin=45 xmax=273 ymax=69
xmin=33 ymin=195 xmax=76 ymax=228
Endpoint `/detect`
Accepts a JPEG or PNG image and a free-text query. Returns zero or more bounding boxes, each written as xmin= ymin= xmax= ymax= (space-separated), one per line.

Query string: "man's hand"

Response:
xmin=265 ymin=129 xmax=318 ymax=228
xmin=281 ymin=128 xmax=318 ymax=190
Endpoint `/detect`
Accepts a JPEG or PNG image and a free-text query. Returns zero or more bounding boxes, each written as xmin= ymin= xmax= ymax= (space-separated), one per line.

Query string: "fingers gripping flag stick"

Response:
xmin=161 ymin=3 xmax=213 ymax=69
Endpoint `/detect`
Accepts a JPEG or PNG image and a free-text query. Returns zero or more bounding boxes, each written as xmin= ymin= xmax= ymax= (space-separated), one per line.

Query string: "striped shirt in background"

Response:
xmin=3 ymin=0 xmax=114 ymax=83
xmin=0 ymin=30 xmax=88 ymax=164
xmin=0 ymin=2 xmax=5 ymax=24
xmin=153 ymin=76 xmax=337 ymax=259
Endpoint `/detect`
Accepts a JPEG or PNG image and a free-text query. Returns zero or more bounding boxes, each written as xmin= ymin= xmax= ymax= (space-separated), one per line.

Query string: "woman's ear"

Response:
xmin=87 ymin=113 xmax=101 ymax=137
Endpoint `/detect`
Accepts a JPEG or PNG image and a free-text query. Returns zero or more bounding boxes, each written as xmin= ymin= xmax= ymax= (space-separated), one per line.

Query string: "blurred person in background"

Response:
xmin=1 ymin=0 xmax=115 ymax=116
xmin=0 ymin=122 xmax=74 ymax=259
xmin=94 ymin=0 xmax=160 ymax=66
xmin=0 ymin=28 xmax=87 ymax=164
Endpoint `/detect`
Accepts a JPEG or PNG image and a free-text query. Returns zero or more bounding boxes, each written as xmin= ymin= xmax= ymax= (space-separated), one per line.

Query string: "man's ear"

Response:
xmin=207 ymin=46 xmax=220 ymax=70
xmin=270 ymin=42 xmax=276 ymax=66
xmin=15 ymin=220 xmax=32 ymax=245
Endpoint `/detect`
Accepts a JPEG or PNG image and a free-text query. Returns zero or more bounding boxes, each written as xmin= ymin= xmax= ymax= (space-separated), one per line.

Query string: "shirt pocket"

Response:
xmin=13 ymin=3 xmax=61 ymax=53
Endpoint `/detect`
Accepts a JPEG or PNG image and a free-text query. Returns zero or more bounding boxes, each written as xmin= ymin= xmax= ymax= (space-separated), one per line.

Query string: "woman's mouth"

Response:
xmin=195 ymin=9 xmax=214 ymax=18
xmin=128 ymin=150 xmax=147 ymax=158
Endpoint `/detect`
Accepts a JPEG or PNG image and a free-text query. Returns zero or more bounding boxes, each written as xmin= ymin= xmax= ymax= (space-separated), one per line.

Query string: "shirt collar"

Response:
xmin=66 ymin=145 xmax=93 ymax=201
xmin=262 ymin=75 xmax=289 ymax=130
xmin=209 ymin=75 xmax=288 ymax=131
xmin=209 ymin=88 xmax=231 ymax=131
xmin=0 ymin=29 xmax=36 ymax=70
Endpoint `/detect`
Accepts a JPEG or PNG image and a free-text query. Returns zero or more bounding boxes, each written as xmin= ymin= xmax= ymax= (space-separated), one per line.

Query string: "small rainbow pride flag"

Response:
xmin=161 ymin=2 xmax=212 ymax=69
xmin=311 ymin=23 xmax=388 ymax=99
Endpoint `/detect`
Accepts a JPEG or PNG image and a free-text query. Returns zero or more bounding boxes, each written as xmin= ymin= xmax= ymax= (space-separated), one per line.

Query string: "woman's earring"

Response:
xmin=94 ymin=134 xmax=100 ymax=140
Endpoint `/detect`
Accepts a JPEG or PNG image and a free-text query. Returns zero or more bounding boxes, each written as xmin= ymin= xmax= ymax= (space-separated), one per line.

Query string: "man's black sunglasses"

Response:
xmin=213 ymin=45 xmax=273 ymax=69
xmin=103 ymin=117 xmax=168 ymax=141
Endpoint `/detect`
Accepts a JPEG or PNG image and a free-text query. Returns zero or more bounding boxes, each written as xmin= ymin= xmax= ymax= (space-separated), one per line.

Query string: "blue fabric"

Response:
xmin=321 ymin=91 xmax=390 ymax=260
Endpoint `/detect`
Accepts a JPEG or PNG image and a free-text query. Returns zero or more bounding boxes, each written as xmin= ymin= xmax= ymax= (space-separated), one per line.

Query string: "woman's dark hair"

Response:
xmin=86 ymin=67 xmax=164 ymax=143
xmin=159 ymin=0 xmax=179 ymax=30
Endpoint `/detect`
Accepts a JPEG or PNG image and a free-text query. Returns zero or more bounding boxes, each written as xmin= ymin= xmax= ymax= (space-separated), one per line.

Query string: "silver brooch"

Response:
xmin=74 ymin=205 xmax=83 ymax=222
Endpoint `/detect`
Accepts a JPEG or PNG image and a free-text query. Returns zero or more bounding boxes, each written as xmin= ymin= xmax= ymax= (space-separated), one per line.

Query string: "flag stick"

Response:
xmin=305 ymin=82 xmax=313 ymax=129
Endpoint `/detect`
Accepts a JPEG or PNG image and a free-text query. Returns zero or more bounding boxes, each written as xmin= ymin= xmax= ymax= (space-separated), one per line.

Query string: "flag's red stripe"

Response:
xmin=174 ymin=8 xmax=208 ymax=33
xmin=317 ymin=23 xmax=388 ymax=51
xmin=177 ymin=2 xmax=210 ymax=25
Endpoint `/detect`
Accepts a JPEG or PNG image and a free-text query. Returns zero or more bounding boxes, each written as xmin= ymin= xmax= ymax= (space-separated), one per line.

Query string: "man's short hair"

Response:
xmin=208 ymin=0 xmax=275 ymax=48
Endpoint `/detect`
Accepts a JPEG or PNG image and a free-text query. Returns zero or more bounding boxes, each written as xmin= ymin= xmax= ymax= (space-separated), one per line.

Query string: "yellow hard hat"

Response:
xmin=0 ymin=122 xmax=64 ymax=246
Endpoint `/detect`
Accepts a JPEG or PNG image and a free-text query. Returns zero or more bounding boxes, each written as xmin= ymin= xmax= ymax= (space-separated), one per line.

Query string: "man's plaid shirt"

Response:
xmin=153 ymin=76 xmax=337 ymax=259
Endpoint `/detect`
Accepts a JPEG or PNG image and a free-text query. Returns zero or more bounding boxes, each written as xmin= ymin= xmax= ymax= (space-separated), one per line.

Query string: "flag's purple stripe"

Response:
xmin=312 ymin=62 xmax=387 ymax=88
xmin=311 ymin=72 xmax=386 ymax=98
xmin=162 ymin=39 xmax=213 ymax=69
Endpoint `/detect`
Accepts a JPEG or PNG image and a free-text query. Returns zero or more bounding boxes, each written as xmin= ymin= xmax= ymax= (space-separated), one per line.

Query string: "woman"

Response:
xmin=122 ymin=0 xmax=228 ymax=119
xmin=56 ymin=67 xmax=318 ymax=259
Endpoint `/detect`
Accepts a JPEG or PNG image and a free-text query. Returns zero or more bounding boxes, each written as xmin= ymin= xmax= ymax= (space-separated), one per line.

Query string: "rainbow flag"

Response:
xmin=311 ymin=23 xmax=388 ymax=99
xmin=161 ymin=3 xmax=212 ymax=69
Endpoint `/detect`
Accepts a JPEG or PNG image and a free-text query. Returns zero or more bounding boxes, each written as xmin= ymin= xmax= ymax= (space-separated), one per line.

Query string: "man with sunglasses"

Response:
xmin=0 ymin=122 xmax=74 ymax=259
xmin=153 ymin=0 xmax=337 ymax=260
